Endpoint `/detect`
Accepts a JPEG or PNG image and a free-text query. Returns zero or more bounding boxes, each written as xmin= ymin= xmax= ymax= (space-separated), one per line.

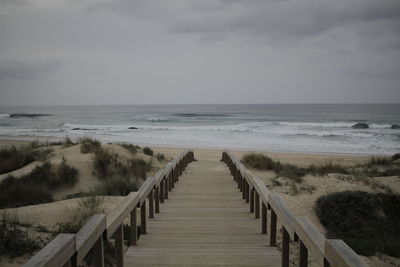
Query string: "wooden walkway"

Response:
xmin=124 ymin=159 xmax=280 ymax=266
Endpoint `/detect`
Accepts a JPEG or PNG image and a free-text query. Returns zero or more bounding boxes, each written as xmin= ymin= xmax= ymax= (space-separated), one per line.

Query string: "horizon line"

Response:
xmin=1 ymin=102 xmax=400 ymax=108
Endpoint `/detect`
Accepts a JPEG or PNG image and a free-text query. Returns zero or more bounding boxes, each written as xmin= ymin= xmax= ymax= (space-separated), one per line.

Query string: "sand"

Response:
xmin=0 ymin=138 xmax=399 ymax=266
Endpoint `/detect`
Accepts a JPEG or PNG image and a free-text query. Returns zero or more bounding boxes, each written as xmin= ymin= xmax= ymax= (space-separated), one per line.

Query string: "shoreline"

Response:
xmin=0 ymin=134 xmax=376 ymax=158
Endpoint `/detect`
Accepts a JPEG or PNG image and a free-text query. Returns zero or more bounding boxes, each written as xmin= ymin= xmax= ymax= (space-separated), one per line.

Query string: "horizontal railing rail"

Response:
xmin=24 ymin=150 xmax=195 ymax=267
xmin=221 ymin=151 xmax=368 ymax=267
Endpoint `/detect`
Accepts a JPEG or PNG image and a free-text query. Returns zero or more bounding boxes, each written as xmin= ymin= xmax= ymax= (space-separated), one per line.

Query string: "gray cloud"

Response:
xmin=0 ymin=58 xmax=63 ymax=84
xmin=94 ymin=0 xmax=400 ymax=40
xmin=0 ymin=0 xmax=399 ymax=105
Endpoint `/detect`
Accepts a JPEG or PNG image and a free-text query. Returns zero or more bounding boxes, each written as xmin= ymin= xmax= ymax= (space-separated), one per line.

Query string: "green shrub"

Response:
xmin=0 ymin=146 xmax=36 ymax=174
xmin=129 ymin=159 xmax=152 ymax=179
xmin=242 ymin=153 xmax=305 ymax=182
xmin=63 ymin=137 xmax=75 ymax=147
xmin=80 ymin=137 xmax=101 ymax=154
xmin=315 ymin=191 xmax=400 ymax=257
xmin=156 ymin=153 xmax=165 ymax=162
xmin=143 ymin=147 xmax=154 ymax=156
xmin=57 ymin=158 xmax=79 ymax=187
xmin=95 ymin=176 xmax=139 ymax=196
xmin=308 ymin=162 xmax=349 ymax=176
xmin=0 ymin=212 xmax=41 ymax=258
xmin=242 ymin=154 xmax=275 ymax=170
xmin=121 ymin=143 xmax=141 ymax=155
xmin=241 ymin=153 xmax=400 ymax=183
xmin=367 ymin=157 xmax=393 ymax=166
xmin=0 ymin=160 xmax=79 ymax=208
xmin=278 ymin=164 xmax=306 ymax=183
xmin=93 ymin=148 xmax=152 ymax=181
xmin=93 ymin=148 xmax=116 ymax=179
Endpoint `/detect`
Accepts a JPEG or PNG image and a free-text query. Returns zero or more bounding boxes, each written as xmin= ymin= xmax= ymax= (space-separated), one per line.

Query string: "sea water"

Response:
xmin=0 ymin=104 xmax=399 ymax=155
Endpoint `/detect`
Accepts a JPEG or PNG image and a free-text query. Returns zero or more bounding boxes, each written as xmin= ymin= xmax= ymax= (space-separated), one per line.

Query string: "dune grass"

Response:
xmin=0 ymin=212 xmax=41 ymax=258
xmin=120 ymin=143 xmax=141 ymax=155
xmin=143 ymin=147 xmax=154 ymax=156
xmin=0 ymin=160 xmax=79 ymax=208
xmin=156 ymin=152 xmax=165 ymax=162
xmin=0 ymin=142 xmax=53 ymax=174
xmin=80 ymin=137 xmax=101 ymax=154
xmin=92 ymin=148 xmax=152 ymax=196
xmin=242 ymin=154 xmax=305 ymax=182
xmin=315 ymin=191 xmax=400 ymax=257
xmin=242 ymin=153 xmax=400 ymax=183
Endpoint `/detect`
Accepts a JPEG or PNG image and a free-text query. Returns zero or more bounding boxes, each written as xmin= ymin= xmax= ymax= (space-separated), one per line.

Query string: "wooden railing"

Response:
xmin=24 ymin=150 xmax=195 ymax=267
xmin=221 ymin=151 xmax=369 ymax=267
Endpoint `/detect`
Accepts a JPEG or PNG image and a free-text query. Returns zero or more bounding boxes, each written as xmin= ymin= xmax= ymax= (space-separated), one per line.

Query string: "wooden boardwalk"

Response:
xmin=124 ymin=159 xmax=280 ymax=266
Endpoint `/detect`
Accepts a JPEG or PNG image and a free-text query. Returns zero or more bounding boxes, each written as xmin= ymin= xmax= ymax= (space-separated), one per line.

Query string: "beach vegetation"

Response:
xmin=242 ymin=154 xmax=305 ymax=182
xmin=0 ymin=144 xmax=52 ymax=174
xmin=0 ymin=160 xmax=79 ymax=208
xmin=156 ymin=152 xmax=165 ymax=162
xmin=62 ymin=137 xmax=75 ymax=147
xmin=120 ymin=143 xmax=141 ymax=155
xmin=143 ymin=147 xmax=154 ymax=156
xmin=80 ymin=137 xmax=101 ymax=154
xmin=94 ymin=175 xmax=139 ymax=196
xmin=0 ymin=212 xmax=42 ymax=258
xmin=92 ymin=148 xmax=151 ymax=195
xmin=315 ymin=191 xmax=400 ymax=257
xmin=308 ymin=162 xmax=349 ymax=175
xmin=242 ymin=153 xmax=400 ymax=184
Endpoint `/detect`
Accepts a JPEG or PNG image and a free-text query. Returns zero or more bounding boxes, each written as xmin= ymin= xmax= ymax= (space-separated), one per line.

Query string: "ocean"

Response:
xmin=0 ymin=104 xmax=399 ymax=155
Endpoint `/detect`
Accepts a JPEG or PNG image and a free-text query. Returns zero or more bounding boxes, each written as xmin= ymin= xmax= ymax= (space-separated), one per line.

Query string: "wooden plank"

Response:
xmin=23 ymin=234 xmax=76 ymax=267
xmin=295 ymin=218 xmax=325 ymax=265
xmin=324 ymin=239 xmax=369 ymax=267
xmin=106 ymin=192 xmax=140 ymax=239
xmin=124 ymin=159 xmax=280 ymax=266
xmin=76 ymin=214 xmax=106 ymax=263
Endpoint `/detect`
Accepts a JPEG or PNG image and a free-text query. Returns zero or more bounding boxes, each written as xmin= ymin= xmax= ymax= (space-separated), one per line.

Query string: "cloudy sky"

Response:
xmin=0 ymin=0 xmax=399 ymax=105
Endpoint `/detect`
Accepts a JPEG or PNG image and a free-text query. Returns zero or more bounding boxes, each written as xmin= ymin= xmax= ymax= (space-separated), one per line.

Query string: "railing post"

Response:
xmin=149 ymin=189 xmax=154 ymax=218
xmin=299 ymin=240 xmax=308 ymax=267
xmin=93 ymin=234 xmax=104 ymax=267
xmin=155 ymin=186 xmax=160 ymax=213
xmin=171 ymin=169 xmax=175 ymax=189
xmin=160 ymin=180 xmax=165 ymax=203
xmin=262 ymin=202 xmax=267 ymax=234
xmin=130 ymin=207 xmax=137 ymax=245
xmin=169 ymin=171 xmax=173 ymax=191
xmin=141 ymin=201 xmax=147 ymax=234
xmin=164 ymin=178 xmax=169 ymax=199
xmin=250 ymin=189 xmax=254 ymax=213
xmin=255 ymin=192 xmax=260 ymax=219
xmin=237 ymin=170 xmax=241 ymax=189
xmin=282 ymin=226 xmax=290 ymax=267
xmin=115 ymin=224 xmax=124 ymax=267
xmin=270 ymin=209 xmax=277 ymax=246
xmin=242 ymin=177 xmax=246 ymax=199
xmin=245 ymin=181 xmax=250 ymax=203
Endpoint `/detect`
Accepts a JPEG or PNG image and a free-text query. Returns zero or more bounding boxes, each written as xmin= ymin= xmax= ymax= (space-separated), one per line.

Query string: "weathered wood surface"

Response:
xmin=76 ymin=214 xmax=106 ymax=263
xmin=23 ymin=234 xmax=76 ymax=267
xmin=324 ymin=240 xmax=369 ymax=267
xmin=124 ymin=160 xmax=280 ymax=266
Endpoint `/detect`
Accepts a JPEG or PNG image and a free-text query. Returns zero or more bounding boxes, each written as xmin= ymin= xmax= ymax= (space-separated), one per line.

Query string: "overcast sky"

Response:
xmin=0 ymin=0 xmax=399 ymax=106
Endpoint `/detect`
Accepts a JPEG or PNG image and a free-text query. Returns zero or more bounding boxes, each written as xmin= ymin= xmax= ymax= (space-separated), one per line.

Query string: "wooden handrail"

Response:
xmin=23 ymin=234 xmax=76 ymax=267
xmin=222 ymin=151 xmax=368 ymax=267
xmin=24 ymin=150 xmax=194 ymax=267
